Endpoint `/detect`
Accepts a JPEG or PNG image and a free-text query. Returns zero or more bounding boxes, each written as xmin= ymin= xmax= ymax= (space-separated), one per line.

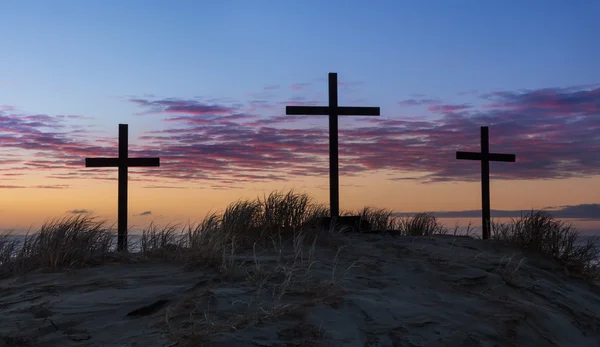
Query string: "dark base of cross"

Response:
xmin=286 ymin=73 xmax=380 ymax=218
xmin=85 ymin=124 xmax=160 ymax=252
xmin=456 ymin=126 xmax=516 ymax=240
xmin=312 ymin=216 xmax=371 ymax=233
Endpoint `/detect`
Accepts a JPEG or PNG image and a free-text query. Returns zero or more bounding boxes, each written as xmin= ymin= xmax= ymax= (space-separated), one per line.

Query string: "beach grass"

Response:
xmin=492 ymin=210 xmax=600 ymax=282
xmin=1 ymin=190 xmax=600 ymax=345
xmin=1 ymin=190 xmax=598 ymax=284
xmin=0 ymin=216 xmax=115 ymax=277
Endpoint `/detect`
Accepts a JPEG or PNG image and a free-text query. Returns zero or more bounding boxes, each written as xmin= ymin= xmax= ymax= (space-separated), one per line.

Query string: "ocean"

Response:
xmin=1 ymin=233 xmax=599 ymax=262
xmin=0 ymin=234 xmax=146 ymax=254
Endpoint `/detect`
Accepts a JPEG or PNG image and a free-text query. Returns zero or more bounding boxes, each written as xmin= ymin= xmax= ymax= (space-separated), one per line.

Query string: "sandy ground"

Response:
xmin=1 ymin=233 xmax=600 ymax=347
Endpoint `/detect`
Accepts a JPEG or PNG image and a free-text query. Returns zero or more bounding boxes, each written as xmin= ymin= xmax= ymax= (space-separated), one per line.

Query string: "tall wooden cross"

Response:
xmin=85 ymin=124 xmax=160 ymax=252
xmin=456 ymin=126 xmax=516 ymax=240
xmin=286 ymin=72 xmax=380 ymax=218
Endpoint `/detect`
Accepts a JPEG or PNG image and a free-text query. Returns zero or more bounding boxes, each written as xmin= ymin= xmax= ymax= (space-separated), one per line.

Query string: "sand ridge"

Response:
xmin=1 ymin=233 xmax=600 ymax=347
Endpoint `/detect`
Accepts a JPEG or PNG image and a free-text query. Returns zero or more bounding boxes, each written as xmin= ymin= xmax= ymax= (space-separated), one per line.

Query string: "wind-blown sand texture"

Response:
xmin=1 ymin=233 xmax=600 ymax=347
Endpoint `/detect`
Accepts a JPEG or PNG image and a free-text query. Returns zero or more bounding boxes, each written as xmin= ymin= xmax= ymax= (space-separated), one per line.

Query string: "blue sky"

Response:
xmin=1 ymin=0 xmax=599 ymax=233
xmin=2 ymin=0 xmax=599 ymax=115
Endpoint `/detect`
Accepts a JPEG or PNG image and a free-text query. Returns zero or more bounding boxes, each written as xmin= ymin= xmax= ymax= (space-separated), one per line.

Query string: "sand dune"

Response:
xmin=1 ymin=233 xmax=600 ymax=347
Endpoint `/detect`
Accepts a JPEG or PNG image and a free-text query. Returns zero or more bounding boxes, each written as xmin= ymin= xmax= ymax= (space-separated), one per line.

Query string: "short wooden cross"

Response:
xmin=85 ymin=124 xmax=160 ymax=252
xmin=286 ymin=72 xmax=380 ymax=217
xmin=456 ymin=126 xmax=516 ymax=240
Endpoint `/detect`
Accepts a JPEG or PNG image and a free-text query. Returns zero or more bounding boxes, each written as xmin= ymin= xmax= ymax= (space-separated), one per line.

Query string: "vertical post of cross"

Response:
xmin=480 ymin=127 xmax=491 ymax=239
xmin=328 ymin=73 xmax=340 ymax=217
xmin=85 ymin=124 xmax=160 ymax=252
xmin=118 ymin=124 xmax=128 ymax=252
xmin=456 ymin=126 xmax=516 ymax=239
xmin=286 ymin=72 xmax=380 ymax=218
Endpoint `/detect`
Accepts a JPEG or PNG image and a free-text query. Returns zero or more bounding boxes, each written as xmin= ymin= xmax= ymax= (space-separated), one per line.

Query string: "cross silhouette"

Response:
xmin=456 ymin=126 xmax=516 ymax=239
xmin=85 ymin=124 xmax=160 ymax=252
xmin=286 ymin=72 xmax=380 ymax=217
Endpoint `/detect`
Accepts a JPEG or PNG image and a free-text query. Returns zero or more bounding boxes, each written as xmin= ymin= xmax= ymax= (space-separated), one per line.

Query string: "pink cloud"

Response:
xmin=428 ymin=104 xmax=471 ymax=113
xmin=130 ymin=98 xmax=234 ymax=116
xmin=1 ymin=83 xmax=598 ymax=186
xmin=290 ymin=83 xmax=311 ymax=91
xmin=398 ymin=98 xmax=441 ymax=107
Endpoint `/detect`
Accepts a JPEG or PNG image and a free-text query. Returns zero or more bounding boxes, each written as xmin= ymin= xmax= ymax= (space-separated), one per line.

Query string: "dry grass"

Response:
xmin=1 ymin=193 xmax=597 ymax=284
xmin=0 ymin=233 xmax=21 ymax=266
xmin=162 ymin=226 xmax=354 ymax=345
xmin=397 ymin=212 xmax=448 ymax=236
xmin=1 ymin=191 xmax=599 ymax=345
xmin=357 ymin=206 xmax=395 ymax=230
xmin=346 ymin=208 xmax=450 ymax=236
xmin=100 ymin=191 xmax=358 ymax=344
xmin=2 ymin=193 xmax=595 ymax=283
xmin=0 ymin=215 xmax=114 ymax=278
xmin=494 ymin=253 xmax=528 ymax=288
xmin=492 ymin=210 xmax=600 ymax=283
xmin=259 ymin=190 xmax=312 ymax=232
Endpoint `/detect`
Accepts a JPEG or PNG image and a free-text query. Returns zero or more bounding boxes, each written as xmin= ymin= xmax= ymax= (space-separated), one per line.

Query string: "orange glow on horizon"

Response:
xmin=1 ymin=171 xmax=598 ymax=233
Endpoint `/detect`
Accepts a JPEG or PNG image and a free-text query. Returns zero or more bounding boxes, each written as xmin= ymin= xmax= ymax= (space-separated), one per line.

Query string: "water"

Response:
xmin=2 ymin=234 xmax=600 ymax=263
xmin=0 ymin=234 xmax=146 ymax=258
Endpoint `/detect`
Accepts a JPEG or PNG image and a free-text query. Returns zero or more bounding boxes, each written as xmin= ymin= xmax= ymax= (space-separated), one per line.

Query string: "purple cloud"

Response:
xmin=428 ymin=104 xmax=471 ymax=113
xmin=68 ymin=209 xmax=90 ymax=214
xmin=394 ymin=204 xmax=600 ymax=220
xmin=129 ymin=98 xmax=234 ymax=116
xmin=34 ymin=185 xmax=70 ymax=189
xmin=398 ymin=98 xmax=441 ymax=107
xmin=290 ymin=83 xmax=311 ymax=91
xmin=142 ymin=185 xmax=187 ymax=189
xmin=1 ymin=84 xmax=598 ymax=186
xmin=53 ymin=84 xmax=600 ymax=183
xmin=0 ymin=106 xmax=160 ymax=183
xmin=0 ymin=185 xmax=26 ymax=189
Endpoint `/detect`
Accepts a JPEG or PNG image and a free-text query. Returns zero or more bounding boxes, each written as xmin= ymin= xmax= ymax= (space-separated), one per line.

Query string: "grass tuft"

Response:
xmin=357 ymin=206 xmax=395 ymax=230
xmin=0 ymin=215 xmax=114 ymax=278
xmin=259 ymin=190 xmax=312 ymax=233
xmin=492 ymin=210 xmax=600 ymax=283
xmin=1 ymin=192 xmax=597 ymax=287
xmin=397 ymin=212 xmax=447 ymax=236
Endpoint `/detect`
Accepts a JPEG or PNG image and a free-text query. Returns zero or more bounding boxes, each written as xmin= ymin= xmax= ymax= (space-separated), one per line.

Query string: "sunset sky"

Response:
xmin=1 ymin=1 xmax=599 ymax=235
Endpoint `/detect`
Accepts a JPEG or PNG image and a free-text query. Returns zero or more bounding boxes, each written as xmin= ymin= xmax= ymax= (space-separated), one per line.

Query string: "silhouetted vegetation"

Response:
xmin=0 ymin=190 xmax=598 ymax=284
xmin=492 ymin=210 xmax=600 ymax=282
xmin=0 ymin=215 xmax=114 ymax=278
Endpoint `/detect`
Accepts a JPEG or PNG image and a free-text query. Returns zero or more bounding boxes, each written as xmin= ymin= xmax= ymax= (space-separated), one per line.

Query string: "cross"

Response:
xmin=85 ymin=124 xmax=160 ymax=252
xmin=456 ymin=126 xmax=516 ymax=240
xmin=286 ymin=72 xmax=380 ymax=218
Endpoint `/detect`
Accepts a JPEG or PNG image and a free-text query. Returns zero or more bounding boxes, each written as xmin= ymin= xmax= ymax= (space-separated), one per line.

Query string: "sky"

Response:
xmin=1 ymin=0 xmax=599 ymax=235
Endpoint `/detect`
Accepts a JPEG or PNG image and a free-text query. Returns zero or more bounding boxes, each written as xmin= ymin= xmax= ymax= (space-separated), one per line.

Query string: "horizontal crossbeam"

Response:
xmin=456 ymin=152 xmax=515 ymax=162
xmin=85 ymin=157 xmax=160 ymax=167
xmin=286 ymin=106 xmax=380 ymax=116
